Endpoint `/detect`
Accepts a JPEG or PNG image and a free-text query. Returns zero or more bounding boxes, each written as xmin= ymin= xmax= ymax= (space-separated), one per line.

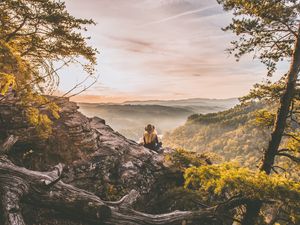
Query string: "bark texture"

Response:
xmin=242 ymin=24 xmax=300 ymax=225
xmin=0 ymin=156 xmax=247 ymax=225
xmin=261 ymin=24 xmax=300 ymax=175
xmin=0 ymin=95 xmax=247 ymax=224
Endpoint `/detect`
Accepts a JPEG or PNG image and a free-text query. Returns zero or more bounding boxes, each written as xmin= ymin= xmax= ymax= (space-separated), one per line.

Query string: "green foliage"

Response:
xmin=164 ymin=102 xmax=270 ymax=167
xmin=0 ymin=0 xmax=97 ymax=137
xmin=184 ymin=163 xmax=300 ymax=202
xmin=0 ymin=39 xmax=59 ymax=137
xmin=181 ymin=2 xmax=300 ymax=222
xmin=240 ymin=78 xmax=286 ymax=103
xmin=217 ymin=0 xmax=299 ymax=76
xmin=20 ymin=92 xmax=60 ymax=137
xmin=0 ymin=0 xmax=97 ymax=66
xmin=284 ymin=132 xmax=300 ymax=152
xmin=167 ymin=108 xmax=299 ymax=222
xmin=0 ymin=72 xmax=15 ymax=95
xmin=0 ymin=0 xmax=97 ymax=86
xmin=26 ymin=107 xmax=52 ymax=138
xmin=254 ymin=109 xmax=276 ymax=128
xmin=165 ymin=148 xmax=214 ymax=171
xmin=187 ymin=102 xmax=264 ymax=126
xmin=0 ymin=39 xmax=32 ymax=84
xmin=281 ymin=132 xmax=300 ymax=177
xmin=184 ymin=163 xmax=300 ymax=224
xmin=164 ymin=100 xmax=300 ymax=177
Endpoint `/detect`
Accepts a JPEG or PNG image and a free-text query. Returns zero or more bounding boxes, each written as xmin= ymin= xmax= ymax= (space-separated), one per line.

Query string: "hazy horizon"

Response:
xmin=71 ymin=95 xmax=239 ymax=104
xmin=56 ymin=0 xmax=287 ymax=103
xmin=78 ymin=97 xmax=238 ymax=140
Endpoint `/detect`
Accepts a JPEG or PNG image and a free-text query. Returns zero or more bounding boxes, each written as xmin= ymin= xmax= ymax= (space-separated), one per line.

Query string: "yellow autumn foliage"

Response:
xmin=26 ymin=107 xmax=54 ymax=138
xmin=184 ymin=162 xmax=300 ymax=203
xmin=0 ymin=73 xmax=15 ymax=95
xmin=1 ymin=0 xmax=97 ymax=138
xmin=254 ymin=109 xmax=275 ymax=128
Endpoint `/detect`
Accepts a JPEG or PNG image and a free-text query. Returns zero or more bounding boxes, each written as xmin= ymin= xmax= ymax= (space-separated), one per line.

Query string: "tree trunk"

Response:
xmin=261 ymin=25 xmax=300 ymax=174
xmin=0 ymin=155 xmax=250 ymax=225
xmin=240 ymin=200 xmax=262 ymax=225
xmin=242 ymin=23 xmax=300 ymax=225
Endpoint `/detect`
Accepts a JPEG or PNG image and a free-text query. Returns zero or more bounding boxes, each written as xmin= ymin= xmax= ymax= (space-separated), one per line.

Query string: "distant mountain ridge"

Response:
xmin=123 ymin=97 xmax=238 ymax=105
xmin=78 ymin=98 xmax=238 ymax=141
xmin=123 ymin=98 xmax=239 ymax=114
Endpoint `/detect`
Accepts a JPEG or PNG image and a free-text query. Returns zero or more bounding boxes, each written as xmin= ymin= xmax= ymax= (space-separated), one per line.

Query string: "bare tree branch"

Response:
xmin=63 ymin=74 xmax=99 ymax=98
xmin=277 ymin=152 xmax=300 ymax=163
xmin=283 ymin=132 xmax=300 ymax=142
xmin=5 ymin=16 xmax=28 ymax=42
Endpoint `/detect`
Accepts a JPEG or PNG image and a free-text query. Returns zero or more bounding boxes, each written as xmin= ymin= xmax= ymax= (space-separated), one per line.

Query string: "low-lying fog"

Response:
xmin=78 ymin=98 xmax=239 ymax=142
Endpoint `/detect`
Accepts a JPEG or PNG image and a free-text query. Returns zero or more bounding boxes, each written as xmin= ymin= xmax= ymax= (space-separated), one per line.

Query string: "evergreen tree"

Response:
xmin=216 ymin=1 xmax=300 ymax=224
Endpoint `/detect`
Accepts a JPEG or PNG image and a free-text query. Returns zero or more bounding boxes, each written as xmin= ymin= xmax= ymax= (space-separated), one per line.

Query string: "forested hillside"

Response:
xmin=78 ymin=98 xmax=237 ymax=141
xmin=164 ymin=102 xmax=271 ymax=167
xmin=1 ymin=0 xmax=300 ymax=225
xmin=78 ymin=103 xmax=193 ymax=141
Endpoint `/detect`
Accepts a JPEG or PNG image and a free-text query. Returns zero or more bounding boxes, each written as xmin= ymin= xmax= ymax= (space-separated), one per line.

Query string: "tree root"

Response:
xmin=0 ymin=138 xmax=248 ymax=225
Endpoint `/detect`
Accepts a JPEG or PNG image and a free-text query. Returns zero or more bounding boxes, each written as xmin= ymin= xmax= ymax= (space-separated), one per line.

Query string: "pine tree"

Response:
xmin=217 ymin=1 xmax=300 ymax=224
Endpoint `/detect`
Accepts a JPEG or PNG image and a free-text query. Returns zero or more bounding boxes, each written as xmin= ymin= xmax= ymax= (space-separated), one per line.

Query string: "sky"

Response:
xmin=59 ymin=0 xmax=285 ymax=103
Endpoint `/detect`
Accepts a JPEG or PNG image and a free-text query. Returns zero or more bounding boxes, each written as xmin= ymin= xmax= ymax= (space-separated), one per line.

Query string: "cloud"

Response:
xmin=108 ymin=36 xmax=153 ymax=48
xmin=105 ymin=35 xmax=160 ymax=54
xmin=139 ymin=4 xmax=219 ymax=27
xmin=59 ymin=0 xmax=278 ymax=102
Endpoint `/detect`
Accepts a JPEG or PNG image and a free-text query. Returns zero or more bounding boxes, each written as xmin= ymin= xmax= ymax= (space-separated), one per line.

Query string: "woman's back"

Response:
xmin=143 ymin=124 xmax=161 ymax=151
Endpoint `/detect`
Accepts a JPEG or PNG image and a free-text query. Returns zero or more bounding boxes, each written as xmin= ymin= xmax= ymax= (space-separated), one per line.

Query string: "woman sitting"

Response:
xmin=143 ymin=124 xmax=162 ymax=151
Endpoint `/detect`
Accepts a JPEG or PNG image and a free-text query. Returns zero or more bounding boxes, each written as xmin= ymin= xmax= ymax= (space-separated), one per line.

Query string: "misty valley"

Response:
xmin=1 ymin=0 xmax=300 ymax=225
xmin=78 ymin=98 xmax=238 ymax=141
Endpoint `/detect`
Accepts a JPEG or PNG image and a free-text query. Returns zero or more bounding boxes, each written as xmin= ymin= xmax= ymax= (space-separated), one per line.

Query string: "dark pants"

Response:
xmin=144 ymin=142 xmax=162 ymax=152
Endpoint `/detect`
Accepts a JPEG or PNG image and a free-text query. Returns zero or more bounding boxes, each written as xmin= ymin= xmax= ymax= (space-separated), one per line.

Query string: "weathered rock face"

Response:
xmin=0 ymin=95 xmax=191 ymax=225
xmin=0 ymin=96 xmax=168 ymax=200
xmin=1 ymin=96 xmax=207 ymax=225
xmin=65 ymin=116 xmax=167 ymax=200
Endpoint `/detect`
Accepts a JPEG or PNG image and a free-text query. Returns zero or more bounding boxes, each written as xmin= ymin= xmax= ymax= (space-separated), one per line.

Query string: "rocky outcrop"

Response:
xmin=0 ymin=96 xmax=223 ymax=225
xmin=65 ymin=115 xmax=167 ymax=200
xmin=0 ymin=96 xmax=170 ymax=201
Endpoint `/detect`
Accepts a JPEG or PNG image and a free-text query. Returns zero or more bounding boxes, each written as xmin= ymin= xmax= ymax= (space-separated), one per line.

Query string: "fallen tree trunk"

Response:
xmin=0 ymin=155 xmax=250 ymax=225
xmin=0 ymin=135 xmax=18 ymax=154
xmin=0 ymin=156 xmax=111 ymax=225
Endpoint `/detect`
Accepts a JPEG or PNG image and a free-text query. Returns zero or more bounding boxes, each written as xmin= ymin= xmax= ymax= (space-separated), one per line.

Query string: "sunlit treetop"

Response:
xmin=184 ymin=162 xmax=300 ymax=206
xmin=0 ymin=0 xmax=98 ymax=93
xmin=0 ymin=0 xmax=98 ymax=136
xmin=217 ymin=0 xmax=300 ymax=76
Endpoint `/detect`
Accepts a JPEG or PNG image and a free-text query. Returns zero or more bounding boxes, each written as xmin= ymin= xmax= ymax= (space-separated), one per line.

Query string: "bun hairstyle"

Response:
xmin=145 ymin=124 xmax=155 ymax=132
